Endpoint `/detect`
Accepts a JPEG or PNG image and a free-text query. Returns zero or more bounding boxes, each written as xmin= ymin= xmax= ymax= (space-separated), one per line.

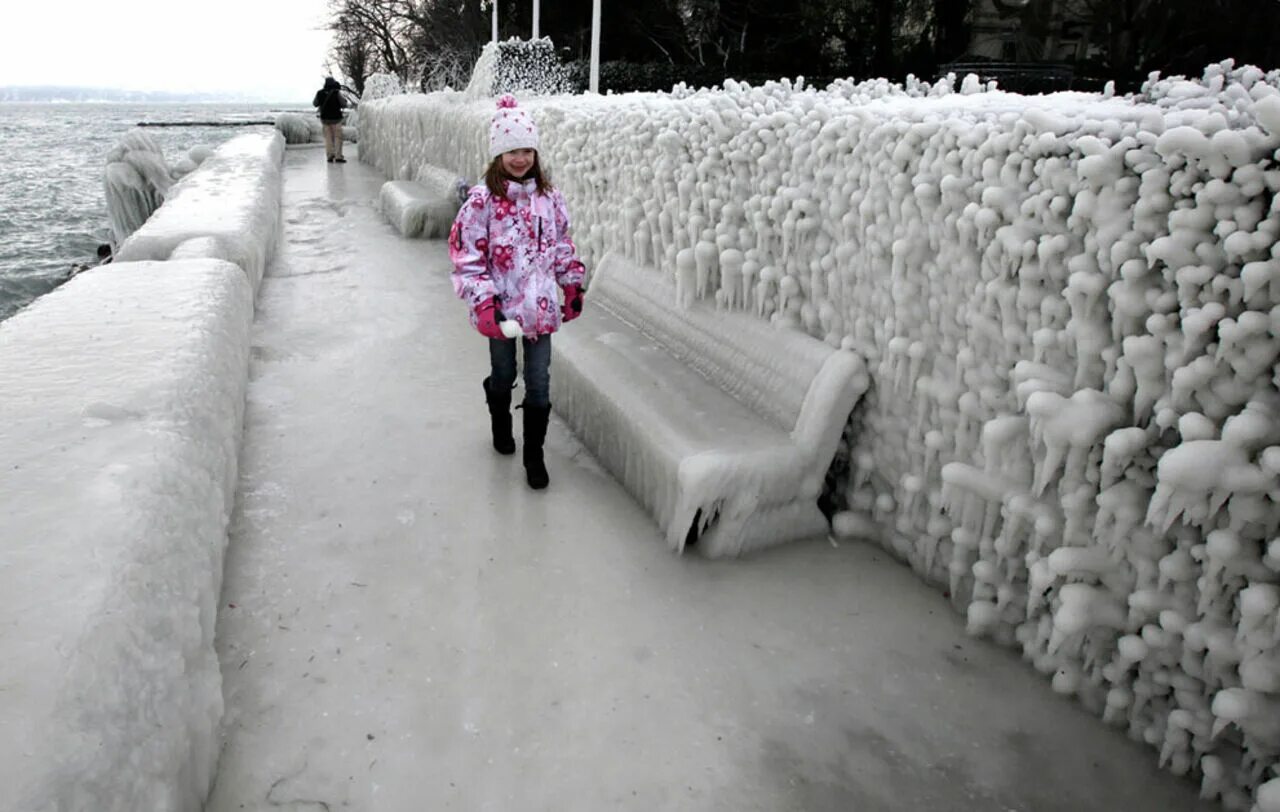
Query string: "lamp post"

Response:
xmin=532 ymin=0 xmax=540 ymax=39
xmin=491 ymin=0 xmax=498 ymax=42
xmin=589 ymin=0 xmax=601 ymax=93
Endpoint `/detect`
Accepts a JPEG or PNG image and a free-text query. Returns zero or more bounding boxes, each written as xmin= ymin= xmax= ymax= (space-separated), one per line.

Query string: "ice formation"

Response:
xmin=362 ymin=72 xmax=405 ymax=101
xmin=464 ymin=37 xmax=574 ymax=100
xmin=554 ymin=253 xmax=867 ymax=557
xmin=0 ymin=258 xmax=255 ymax=812
xmin=104 ymin=130 xmax=173 ymax=245
xmin=273 ymin=112 xmax=320 ymax=145
xmin=360 ymin=56 xmax=1280 ymax=806
xmin=378 ymin=166 xmax=466 ymax=239
xmin=114 ymin=131 xmax=285 ymax=293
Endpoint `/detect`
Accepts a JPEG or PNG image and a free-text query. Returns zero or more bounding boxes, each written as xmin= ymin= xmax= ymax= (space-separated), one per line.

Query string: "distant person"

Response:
xmin=96 ymin=243 xmax=113 ymax=265
xmin=312 ymin=77 xmax=347 ymax=163
xmin=448 ymin=95 xmax=588 ymax=490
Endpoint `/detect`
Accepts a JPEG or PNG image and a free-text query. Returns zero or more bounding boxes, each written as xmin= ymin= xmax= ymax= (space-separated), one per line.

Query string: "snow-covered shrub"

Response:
xmin=362 ymin=72 xmax=405 ymax=101
xmin=274 ymin=112 xmax=319 ymax=145
xmin=363 ymin=62 xmax=1280 ymax=808
xmin=465 ymin=37 xmax=573 ymax=99
xmin=104 ymin=130 xmax=173 ymax=245
xmin=418 ymin=46 xmax=476 ymax=92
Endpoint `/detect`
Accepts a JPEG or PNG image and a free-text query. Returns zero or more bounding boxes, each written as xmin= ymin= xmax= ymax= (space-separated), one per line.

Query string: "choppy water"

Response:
xmin=0 ymin=103 xmax=304 ymax=322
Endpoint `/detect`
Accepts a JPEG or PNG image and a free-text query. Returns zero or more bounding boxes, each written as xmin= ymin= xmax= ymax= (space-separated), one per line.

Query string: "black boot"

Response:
xmin=522 ymin=402 xmax=551 ymax=489
xmin=483 ymin=377 xmax=516 ymax=455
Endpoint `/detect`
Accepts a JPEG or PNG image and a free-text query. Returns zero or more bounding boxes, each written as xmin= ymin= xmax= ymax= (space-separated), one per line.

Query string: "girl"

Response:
xmin=449 ymin=94 xmax=587 ymax=490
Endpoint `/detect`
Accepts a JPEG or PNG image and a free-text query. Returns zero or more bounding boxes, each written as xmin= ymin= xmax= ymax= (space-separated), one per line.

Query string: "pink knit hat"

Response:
xmin=488 ymin=94 xmax=539 ymax=159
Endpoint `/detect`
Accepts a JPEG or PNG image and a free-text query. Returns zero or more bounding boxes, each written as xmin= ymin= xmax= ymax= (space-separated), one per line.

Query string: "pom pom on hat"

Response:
xmin=489 ymin=94 xmax=539 ymax=158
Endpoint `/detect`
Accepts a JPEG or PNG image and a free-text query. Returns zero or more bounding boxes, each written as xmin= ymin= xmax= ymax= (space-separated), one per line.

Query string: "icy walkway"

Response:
xmin=207 ymin=147 xmax=1214 ymax=812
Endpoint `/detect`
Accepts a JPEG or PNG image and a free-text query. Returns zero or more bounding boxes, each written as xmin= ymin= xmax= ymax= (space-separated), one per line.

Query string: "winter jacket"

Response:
xmin=449 ymin=179 xmax=587 ymax=338
xmin=313 ymin=80 xmax=346 ymax=123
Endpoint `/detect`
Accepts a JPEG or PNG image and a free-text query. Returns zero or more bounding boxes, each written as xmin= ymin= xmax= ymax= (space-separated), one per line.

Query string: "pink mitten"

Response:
xmin=475 ymin=298 xmax=506 ymax=340
xmin=561 ymin=284 xmax=584 ymax=322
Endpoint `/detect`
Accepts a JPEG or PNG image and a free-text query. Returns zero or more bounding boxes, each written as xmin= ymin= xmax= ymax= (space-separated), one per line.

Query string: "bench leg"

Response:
xmin=522 ymin=402 xmax=551 ymax=490
xmin=483 ymin=377 xmax=516 ymax=455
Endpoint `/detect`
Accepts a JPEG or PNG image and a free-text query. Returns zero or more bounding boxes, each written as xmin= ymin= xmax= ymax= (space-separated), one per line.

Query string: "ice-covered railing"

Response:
xmin=0 ymin=258 xmax=254 ymax=810
xmin=2 ymin=130 xmax=286 ymax=808
xmin=358 ymin=60 xmax=1280 ymax=807
xmin=115 ymin=131 xmax=285 ymax=294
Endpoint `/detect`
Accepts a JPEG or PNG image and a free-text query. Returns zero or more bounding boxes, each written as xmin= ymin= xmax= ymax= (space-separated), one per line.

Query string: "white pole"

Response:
xmin=532 ymin=0 xmax=540 ymax=39
xmin=589 ymin=0 xmax=601 ymax=93
xmin=491 ymin=0 xmax=499 ymax=42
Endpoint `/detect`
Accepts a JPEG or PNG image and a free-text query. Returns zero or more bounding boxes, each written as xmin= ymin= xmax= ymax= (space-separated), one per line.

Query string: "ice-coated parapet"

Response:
xmin=0 ymin=259 xmax=254 ymax=812
xmin=115 ymin=130 xmax=286 ymax=294
xmin=358 ymin=59 xmax=1280 ymax=805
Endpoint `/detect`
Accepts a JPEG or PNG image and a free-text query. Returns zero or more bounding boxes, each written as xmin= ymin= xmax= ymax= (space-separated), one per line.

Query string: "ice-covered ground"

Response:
xmin=206 ymin=145 xmax=1216 ymax=812
xmin=356 ymin=60 xmax=1280 ymax=806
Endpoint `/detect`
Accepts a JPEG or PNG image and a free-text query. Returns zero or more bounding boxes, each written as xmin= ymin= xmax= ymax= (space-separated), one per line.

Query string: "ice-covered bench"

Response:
xmin=552 ymin=252 xmax=869 ymax=558
xmin=379 ymin=165 xmax=466 ymax=239
xmin=114 ymin=131 xmax=284 ymax=295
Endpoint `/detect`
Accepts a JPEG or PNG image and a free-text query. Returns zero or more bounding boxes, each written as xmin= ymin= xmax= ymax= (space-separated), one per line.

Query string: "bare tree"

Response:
xmin=327 ymin=0 xmax=421 ymax=87
xmin=408 ymin=1 xmax=491 ymax=90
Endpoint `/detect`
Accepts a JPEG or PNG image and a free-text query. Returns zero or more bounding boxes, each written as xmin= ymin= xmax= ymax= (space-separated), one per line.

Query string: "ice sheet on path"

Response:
xmin=358 ymin=58 xmax=1280 ymax=804
xmin=206 ymin=149 xmax=1214 ymax=812
xmin=0 ymin=259 xmax=253 ymax=812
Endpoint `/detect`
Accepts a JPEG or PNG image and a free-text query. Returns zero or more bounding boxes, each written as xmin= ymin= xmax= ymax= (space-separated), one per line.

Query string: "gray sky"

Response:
xmin=3 ymin=0 xmax=334 ymax=101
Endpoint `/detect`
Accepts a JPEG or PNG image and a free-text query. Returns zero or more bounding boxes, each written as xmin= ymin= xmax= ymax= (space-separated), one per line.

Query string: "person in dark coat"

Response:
xmin=313 ymin=77 xmax=348 ymax=163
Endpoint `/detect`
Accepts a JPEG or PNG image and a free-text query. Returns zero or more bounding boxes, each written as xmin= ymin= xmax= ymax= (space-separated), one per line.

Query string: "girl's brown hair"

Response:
xmin=485 ymin=151 xmax=552 ymax=199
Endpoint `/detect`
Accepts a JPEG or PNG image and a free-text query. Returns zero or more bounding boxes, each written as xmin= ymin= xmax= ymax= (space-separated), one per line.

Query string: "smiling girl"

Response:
xmin=449 ymin=94 xmax=587 ymax=490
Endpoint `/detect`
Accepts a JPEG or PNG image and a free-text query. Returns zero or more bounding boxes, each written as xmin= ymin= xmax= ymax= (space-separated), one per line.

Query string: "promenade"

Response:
xmin=205 ymin=145 xmax=1214 ymax=812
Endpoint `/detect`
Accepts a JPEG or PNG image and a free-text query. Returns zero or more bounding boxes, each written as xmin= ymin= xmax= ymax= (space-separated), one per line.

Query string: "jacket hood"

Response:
xmin=324 ymin=77 xmax=340 ymax=89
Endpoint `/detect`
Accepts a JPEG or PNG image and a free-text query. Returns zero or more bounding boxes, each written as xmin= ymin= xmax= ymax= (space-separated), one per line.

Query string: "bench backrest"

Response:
xmin=587 ymin=252 xmax=835 ymax=437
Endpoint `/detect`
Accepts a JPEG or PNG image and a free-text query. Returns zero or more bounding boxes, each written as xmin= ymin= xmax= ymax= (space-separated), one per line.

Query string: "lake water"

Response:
xmin=0 ymin=103 xmax=305 ymax=322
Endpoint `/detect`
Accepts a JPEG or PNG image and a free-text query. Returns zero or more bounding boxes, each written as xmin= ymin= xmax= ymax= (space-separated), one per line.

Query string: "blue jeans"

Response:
xmin=489 ymin=335 xmax=552 ymax=407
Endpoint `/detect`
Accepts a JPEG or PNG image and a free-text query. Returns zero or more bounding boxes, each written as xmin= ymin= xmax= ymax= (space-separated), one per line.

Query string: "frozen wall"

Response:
xmin=0 ymin=260 xmax=254 ymax=812
xmin=115 ymin=130 xmax=286 ymax=293
xmin=1 ymin=130 xmax=284 ymax=810
xmin=359 ymin=61 xmax=1280 ymax=808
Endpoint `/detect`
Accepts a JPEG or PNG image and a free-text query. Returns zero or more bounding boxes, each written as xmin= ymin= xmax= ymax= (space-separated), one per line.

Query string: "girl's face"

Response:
xmin=501 ymin=148 xmax=536 ymax=179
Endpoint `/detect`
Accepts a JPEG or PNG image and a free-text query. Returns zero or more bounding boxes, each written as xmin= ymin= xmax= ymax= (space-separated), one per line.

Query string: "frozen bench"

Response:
xmin=379 ymin=165 xmax=467 ymax=239
xmin=552 ymin=252 xmax=869 ymax=558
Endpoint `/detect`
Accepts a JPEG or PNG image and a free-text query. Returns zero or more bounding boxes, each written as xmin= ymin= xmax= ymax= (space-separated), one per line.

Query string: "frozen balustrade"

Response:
xmin=114 ymin=131 xmax=285 ymax=293
xmin=0 ymin=259 xmax=254 ymax=811
xmin=554 ymin=252 xmax=868 ymax=557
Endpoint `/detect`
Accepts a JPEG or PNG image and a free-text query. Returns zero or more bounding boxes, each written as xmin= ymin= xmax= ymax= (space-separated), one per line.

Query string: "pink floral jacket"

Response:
xmin=449 ymin=179 xmax=587 ymax=337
